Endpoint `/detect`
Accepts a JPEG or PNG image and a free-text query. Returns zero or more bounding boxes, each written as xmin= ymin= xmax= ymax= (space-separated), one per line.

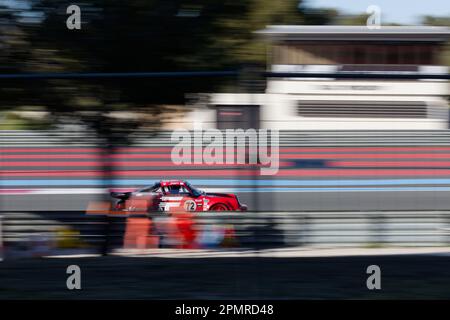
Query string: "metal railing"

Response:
xmin=1 ymin=211 xmax=450 ymax=259
xmin=3 ymin=130 xmax=450 ymax=146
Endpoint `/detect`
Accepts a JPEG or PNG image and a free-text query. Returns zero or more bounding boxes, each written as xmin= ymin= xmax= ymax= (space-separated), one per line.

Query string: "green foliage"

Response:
xmin=422 ymin=16 xmax=450 ymax=66
xmin=422 ymin=16 xmax=450 ymax=26
xmin=0 ymin=0 xmax=336 ymax=112
xmin=1 ymin=1 xmax=448 ymax=118
xmin=0 ymin=111 xmax=51 ymax=130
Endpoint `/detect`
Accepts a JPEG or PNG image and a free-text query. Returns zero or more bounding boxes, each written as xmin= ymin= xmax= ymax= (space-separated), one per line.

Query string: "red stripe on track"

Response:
xmin=1 ymin=161 xmax=293 ymax=167
xmin=281 ymin=153 xmax=450 ymax=159
xmin=334 ymin=161 xmax=450 ymax=167
xmin=280 ymin=147 xmax=450 ymax=152
xmin=0 ymin=147 xmax=173 ymax=153
xmin=0 ymin=189 xmax=33 ymax=194
xmin=0 ymin=153 xmax=171 ymax=159
xmin=4 ymin=146 xmax=450 ymax=154
xmin=4 ymin=154 xmax=450 ymax=166
xmin=2 ymin=169 xmax=450 ymax=177
xmin=1 ymin=147 xmax=101 ymax=153
xmin=4 ymin=152 xmax=450 ymax=160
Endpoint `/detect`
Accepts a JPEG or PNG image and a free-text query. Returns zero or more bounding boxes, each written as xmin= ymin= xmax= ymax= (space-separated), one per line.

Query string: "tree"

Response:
xmin=422 ymin=15 xmax=450 ymax=66
xmin=0 ymin=1 xmax=336 ymax=253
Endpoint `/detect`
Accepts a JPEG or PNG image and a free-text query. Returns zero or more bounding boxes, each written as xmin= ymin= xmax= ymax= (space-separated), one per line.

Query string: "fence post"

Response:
xmin=370 ymin=212 xmax=385 ymax=247
xmin=101 ymin=215 xmax=111 ymax=256
xmin=300 ymin=214 xmax=309 ymax=247
xmin=446 ymin=212 xmax=450 ymax=246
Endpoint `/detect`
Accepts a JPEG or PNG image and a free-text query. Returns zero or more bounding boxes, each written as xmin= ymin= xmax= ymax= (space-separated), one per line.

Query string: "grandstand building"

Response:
xmin=187 ymin=26 xmax=450 ymax=130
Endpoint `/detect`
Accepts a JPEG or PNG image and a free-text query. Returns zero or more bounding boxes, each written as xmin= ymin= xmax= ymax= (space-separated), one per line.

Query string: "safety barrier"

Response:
xmin=2 ymin=130 xmax=450 ymax=146
xmin=1 ymin=211 xmax=450 ymax=259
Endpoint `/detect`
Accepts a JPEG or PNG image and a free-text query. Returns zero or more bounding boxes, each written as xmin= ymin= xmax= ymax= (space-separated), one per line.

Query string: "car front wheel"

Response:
xmin=210 ymin=203 xmax=229 ymax=211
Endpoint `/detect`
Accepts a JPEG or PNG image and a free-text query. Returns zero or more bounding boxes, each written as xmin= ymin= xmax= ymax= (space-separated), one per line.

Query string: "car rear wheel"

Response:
xmin=210 ymin=203 xmax=229 ymax=211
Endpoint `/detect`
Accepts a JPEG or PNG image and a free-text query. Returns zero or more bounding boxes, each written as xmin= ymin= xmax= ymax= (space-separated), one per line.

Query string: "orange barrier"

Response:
xmin=125 ymin=198 xmax=151 ymax=213
xmin=86 ymin=201 xmax=111 ymax=215
xmin=123 ymin=218 xmax=159 ymax=249
xmin=175 ymin=213 xmax=198 ymax=249
xmin=221 ymin=224 xmax=239 ymax=248
xmin=86 ymin=200 xmax=149 ymax=216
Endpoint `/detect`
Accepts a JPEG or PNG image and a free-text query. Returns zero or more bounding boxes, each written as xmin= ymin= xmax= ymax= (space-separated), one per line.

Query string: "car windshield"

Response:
xmin=185 ymin=182 xmax=203 ymax=197
xmin=163 ymin=185 xmax=190 ymax=195
xmin=137 ymin=183 xmax=160 ymax=193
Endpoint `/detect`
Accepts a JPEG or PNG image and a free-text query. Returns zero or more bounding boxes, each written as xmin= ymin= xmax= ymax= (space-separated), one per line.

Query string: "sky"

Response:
xmin=306 ymin=0 xmax=449 ymax=25
xmin=2 ymin=0 xmax=449 ymax=25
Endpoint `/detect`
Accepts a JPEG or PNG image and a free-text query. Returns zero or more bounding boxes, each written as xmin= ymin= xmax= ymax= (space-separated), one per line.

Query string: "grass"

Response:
xmin=0 ymin=112 xmax=51 ymax=130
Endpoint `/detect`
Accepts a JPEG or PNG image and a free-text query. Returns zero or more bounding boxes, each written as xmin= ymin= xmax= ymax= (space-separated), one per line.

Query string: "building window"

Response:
xmin=297 ymin=101 xmax=428 ymax=118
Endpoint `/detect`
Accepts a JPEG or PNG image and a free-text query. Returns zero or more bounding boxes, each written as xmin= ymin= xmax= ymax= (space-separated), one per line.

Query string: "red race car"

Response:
xmin=110 ymin=180 xmax=247 ymax=213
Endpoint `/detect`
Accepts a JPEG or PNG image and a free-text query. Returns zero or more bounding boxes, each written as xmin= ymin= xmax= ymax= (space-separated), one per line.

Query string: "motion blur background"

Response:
xmin=1 ymin=0 xmax=450 ymax=299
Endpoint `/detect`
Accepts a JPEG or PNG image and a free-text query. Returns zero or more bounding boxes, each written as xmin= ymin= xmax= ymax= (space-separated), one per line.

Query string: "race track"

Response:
xmin=2 ymin=189 xmax=450 ymax=211
xmin=2 ymin=130 xmax=450 ymax=212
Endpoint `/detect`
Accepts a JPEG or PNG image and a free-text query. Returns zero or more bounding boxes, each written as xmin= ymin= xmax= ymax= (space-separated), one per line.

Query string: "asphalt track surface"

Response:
xmin=2 ymin=190 xmax=450 ymax=211
xmin=3 ymin=140 xmax=450 ymax=212
xmin=1 ymin=253 xmax=450 ymax=299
